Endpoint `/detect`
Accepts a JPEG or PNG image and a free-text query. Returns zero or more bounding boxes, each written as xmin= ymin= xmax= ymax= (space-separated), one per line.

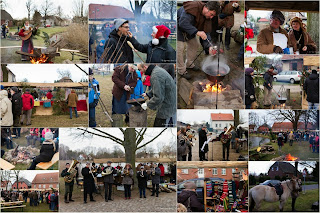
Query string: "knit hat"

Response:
xmin=245 ymin=68 xmax=254 ymax=75
xmin=114 ymin=18 xmax=128 ymax=31
xmin=270 ymin=10 xmax=285 ymax=25
xmin=184 ymin=181 xmax=197 ymax=190
xmin=45 ymin=132 xmax=53 ymax=140
xmin=152 ymin=25 xmax=171 ymax=45
xmin=11 ymin=87 xmax=18 ymax=93
xmin=107 ymin=161 xmax=112 ymax=164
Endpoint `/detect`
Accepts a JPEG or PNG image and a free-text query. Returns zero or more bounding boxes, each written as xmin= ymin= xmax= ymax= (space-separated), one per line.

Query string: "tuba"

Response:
xmin=221 ymin=125 xmax=234 ymax=144
xmin=64 ymin=159 xmax=79 ymax=183
xmin=101 ymin=166 xmax=113 ymax=176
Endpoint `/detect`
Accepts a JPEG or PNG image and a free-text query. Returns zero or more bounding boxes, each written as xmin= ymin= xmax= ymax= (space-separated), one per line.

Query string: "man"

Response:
xmin=263 ymin=66 xmax=277 ymax=108
xmin=257 ymin=10 xmax=289 ymax=54
xmin=186 ymin=124 xmax=193 ymax=161
xmin=303 ymin=70 xmax=319 ymax=109
xmin=20 ymin=89 xmax=34 ymax=126
xmin=18 ymin=21 xmax=38 ymax=61
xmin=219 ymin=127 xmax=231 ymax=161
xmin=66 ymin=90 xmax=78 ymax=119
xmin=177 ymin=181 xmax=204 ymax=212
xmin=102 ymin=161 xmax=116 ymax=202
xmin=89 ymin=68 xmax=100 ymax=127
xmin=198 ymin=125 xmax=208 ymax=161
xmin=177 ymin=1 xmax=220 ymax=79
xmin=61 ymin=162 xmax=78 ymax=203
xmin=81 ymin=163 xmax=96 ymax=203
xmin=151 ymin=164 xmax=161 ymax=197
xmin=138 ymin=64 xmax=176 ymax=127
xmin=129 ymin=25 xmax=176 ymax=63
xmin=104 ymin=19 xmax=133 ymax=63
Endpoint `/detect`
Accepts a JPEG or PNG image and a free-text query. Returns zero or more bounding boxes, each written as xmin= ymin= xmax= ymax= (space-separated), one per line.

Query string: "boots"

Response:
xmin=64 ymin=195 xmax=69 ymax=203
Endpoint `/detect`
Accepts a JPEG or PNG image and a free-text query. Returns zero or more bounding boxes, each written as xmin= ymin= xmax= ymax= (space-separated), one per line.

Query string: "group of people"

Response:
xmin=0 ymin=190 xmax=59 ymax=211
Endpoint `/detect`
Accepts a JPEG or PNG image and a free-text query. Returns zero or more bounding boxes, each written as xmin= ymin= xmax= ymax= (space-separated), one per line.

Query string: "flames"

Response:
xmin=29 ymin=50 xmax=49 ymax=64
xmin=285 ymin=153 xmax=298 ymax=161
xmin=202 ymin=83 xmax=226 ymax=93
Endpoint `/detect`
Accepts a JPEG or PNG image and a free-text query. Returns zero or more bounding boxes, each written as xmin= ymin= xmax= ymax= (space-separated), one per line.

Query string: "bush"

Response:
xmin=63 ymin=24 xmax=88 ymax=55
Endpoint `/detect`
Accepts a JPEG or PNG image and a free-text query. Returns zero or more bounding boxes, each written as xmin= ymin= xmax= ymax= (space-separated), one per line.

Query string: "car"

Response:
xmin=260 ymin=180 xmax=281 ymax=186
xmin=273 ymin=71 xmax=302 ymax=84
xmin=177 ymin=178 xmax=225 ymax=203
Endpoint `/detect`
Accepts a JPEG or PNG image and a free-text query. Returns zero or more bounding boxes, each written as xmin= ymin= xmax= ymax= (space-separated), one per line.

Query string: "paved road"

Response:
xmin=302 ymin=184 xmax=319 ymax=191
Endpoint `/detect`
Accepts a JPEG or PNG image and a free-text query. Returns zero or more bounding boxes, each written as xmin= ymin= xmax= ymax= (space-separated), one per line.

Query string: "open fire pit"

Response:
xmin=271 ymin=153 xmax=299 ymax=161
xmin=16 ymin=47 xmax=60 ymax=64
xmin=3 ymin=146 xmax=39 ymax=165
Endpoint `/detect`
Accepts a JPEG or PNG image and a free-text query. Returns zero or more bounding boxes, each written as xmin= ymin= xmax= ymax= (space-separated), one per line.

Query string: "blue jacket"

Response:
xmin=89 ymin=78 xmax=100 ymax=104
xmin=96 ymin=40 xmax=105 ymax=63
xmin=130 ymin=71 xmax=144 ymax=100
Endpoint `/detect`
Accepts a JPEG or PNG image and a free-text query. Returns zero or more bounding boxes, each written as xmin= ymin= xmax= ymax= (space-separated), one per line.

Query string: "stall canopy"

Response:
xmin=245 ymin=1 xmax=319 ymax=12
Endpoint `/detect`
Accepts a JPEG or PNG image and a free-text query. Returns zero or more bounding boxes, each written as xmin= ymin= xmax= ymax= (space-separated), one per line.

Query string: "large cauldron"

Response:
xmin=202 ymin=61 xmax=230 ymax=83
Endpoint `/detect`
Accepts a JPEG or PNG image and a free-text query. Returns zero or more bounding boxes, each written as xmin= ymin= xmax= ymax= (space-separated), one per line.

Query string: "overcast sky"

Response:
xmin=6 ymin=64 xmax=90 ymax=83
xmin=4 ymin=170 xmax=57 ymax=183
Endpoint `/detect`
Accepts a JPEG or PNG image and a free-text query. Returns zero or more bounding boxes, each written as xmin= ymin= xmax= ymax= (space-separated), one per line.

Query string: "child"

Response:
xmin=130 ymin=70 xmax=144 ymax=100
xmin=96 ymin=39 xmax=106 ymax=63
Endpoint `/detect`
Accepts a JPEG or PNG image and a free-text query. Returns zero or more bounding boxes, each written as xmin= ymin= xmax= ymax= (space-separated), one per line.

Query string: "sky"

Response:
xmin=59 ymin=127 xmax=176 ymax=153
xmin=6 ymin=64 xmax=90 ymax=83
xmin=4 ymin=170 xmax=57 ymax=183
xmin=249 ymin=161 xmax=317 ymax=175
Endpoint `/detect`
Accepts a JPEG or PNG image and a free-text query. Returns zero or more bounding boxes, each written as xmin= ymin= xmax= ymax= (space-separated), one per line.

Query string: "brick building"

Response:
xmin=268 ymin=162 xmax=302 ymax=179
xmin=272 ymin=122 xmax=316 ymax=132
xmin=257 ymin=124 xmax=270 ymax=132
xmin=1 ymin=180 xmax=12 ymax=191
xmin=12 ymin=178 xmax=31 ymax=190
xmin=31 ymin=172 xmax=59 ymax=190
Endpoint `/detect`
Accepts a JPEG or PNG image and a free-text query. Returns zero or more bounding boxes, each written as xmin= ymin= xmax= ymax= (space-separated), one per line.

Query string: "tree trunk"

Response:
xmin=234 ymin=110 xmax=240 ymax=127
xmin=294 ymin=162 xmax=298 ymax=177
xmin=123 ymin=128 xmax=138 ymax=188
xmin=307 ymin=12 xmax=319 ymax=48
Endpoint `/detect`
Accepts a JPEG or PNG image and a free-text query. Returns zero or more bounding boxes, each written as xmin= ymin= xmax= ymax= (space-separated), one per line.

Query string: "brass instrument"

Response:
xmin=101 ymin=166 xmax=113 ymax=176
xmin=221 ymin=125 xmax=234 ymax=144
xmin=151 ymin=168 xmax=156 ymax=176
xmin=122 ymin=168 xmax=130 ymax=176
xmin=64 ymin=159 xmax=79 ymax=183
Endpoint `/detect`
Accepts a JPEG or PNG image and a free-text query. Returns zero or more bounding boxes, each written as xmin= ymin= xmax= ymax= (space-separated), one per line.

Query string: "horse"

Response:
xmin=249 ymin=177 xmax=302 ymax=212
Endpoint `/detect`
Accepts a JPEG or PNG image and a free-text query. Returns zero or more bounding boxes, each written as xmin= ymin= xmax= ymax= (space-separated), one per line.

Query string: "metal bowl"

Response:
xmin=277 ymin=98 xmax=287 ymax=104
xmin=202 ymin=61 xmax=230 ymax=83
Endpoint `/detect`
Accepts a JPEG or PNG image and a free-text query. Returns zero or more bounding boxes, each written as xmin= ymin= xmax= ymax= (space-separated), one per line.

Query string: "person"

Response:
xmin=67 ymin=90 xmax=78 ymax=119
xmin=277 ymin=133 xmax=284 ymax=154
xmin=198 ymin=126 xmax=208 ymax=161
xmin=218 ymin=1 xmax=241 ymax=50
xmin=159 ymin=163 xmax=165 ymax=183
xmin=20 ymin=89 xmax=34 ymax=126
xmin=288 ymin=131 xmax=294 ymax=146
xmin=18 ymin=21 xmax=38 ymax=61
xmin=10 ymin=87 xmax=22 ymax=127
xmin=96 ymin=39 xmax=106 ymax=63
xmin=46 ymin=90 xmax=53 ymax=100
xmin=177 ymin=181 xmax=204 ymax=212
xmin=61 ymin=162 xmax=78 ymax=203
xmin=303 ymin=70 xmax=319 ymax=109
xmin=151 ymin=164 xmax=161 ymax=197
xmin=102 ymin=161 xmax=116 ymax=202
xmin=31 ymin=89 xmax=39 ymax=100
xmin=177 ymin=127 xmax=188 ymax=161
xmin=257 ymin=10 xmax=289 ymax=54
xmin=129 ymin=25 xmax=176 ymax=63
xmin=314 ymin=134 xmax=319 ymax=153
xmin=130 ymin=70 xmax=144 ymax=100
xmin=27 ymin=128 xmax=39 ymax=147
xmin=81 ymin=162 xmax=96 ymax=203
xmin=186 ymin=124 xmax=194 ymax=161
xmin=245 ymin=67 xmax=256 ymax=109
xmin=219 ymin=127 xmax=231 ymax=161
xmin=263 ymin=66 xmax=277 ymax=108
xmin=122 ymin=163 xmax=133 ymax=200
xmin=104 ymin=19 xmax=133 ymax=63
xmin=89 ymin=68 xmax=100 ymax=127
xmin=288 ymin=17 xmax=317 ymax=54
xmin=1 ymin=128 xmax=13 ymax=149
xmin=28 ymin=132 xmax=56 ymax=170
xmin=0 ymin=90 xmax=13 ymax=127
xmin=49 ymin=190 xmax=55 ymax=211
xmin=137 ymin=166 xmax=147 ymax=198
xmin=177 ymin=1 xmax=220 ymax=79
xmin=231 ymin=129 xmax=236 ymax=149
xmin=309 ymin=133 xmax=315 ymax=152
xmin=41 ymin=128 xmax=51 ymax=141
xmin=138 ymin=64 xmax=176 ymax=127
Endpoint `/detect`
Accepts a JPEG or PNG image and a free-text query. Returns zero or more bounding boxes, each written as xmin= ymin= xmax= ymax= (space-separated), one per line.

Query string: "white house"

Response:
xmin=1 ymin=180 xmax=12 ymax=191
xmin=210 ymin=113 xmax=234 ymax=134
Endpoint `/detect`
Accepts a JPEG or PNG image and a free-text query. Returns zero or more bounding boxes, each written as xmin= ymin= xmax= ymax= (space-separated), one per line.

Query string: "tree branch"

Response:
xmin=92 ymin=128 xmax=124 ymax=144
xmin=128 ymin=0 xmax=134 ymax=12
xmin=137 ymin=128 xmax=167 ymax=150
xmin=77 ymin=128 xmax=123 ymax=146
xmin=136 ymin=128 xmax=147 ymax=146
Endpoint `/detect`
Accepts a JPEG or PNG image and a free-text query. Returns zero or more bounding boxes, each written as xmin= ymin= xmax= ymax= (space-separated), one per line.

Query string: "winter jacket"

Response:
xmin=96 ymin=39 xmax=106 ymax=63
xmin=245 ymin=74 xmax=256 ymax=105
xmin=102 ymin=166 xmax=116 ymax=183
xmin=151 ymin=167 xmax=161 ymax=184
xmin=288 ymin=29 xmax=317 ymax=53
xmin=122 ymin=168 xmax=134 ymax=185
xmin=146 ymin=66 xmax=176 ymax=119
xmin=142 ymin=74 xmax=151 ymax=87
xmin=130 ymin=37 xmax=176 ymax=63
xmin=159 ymin=164 xmax=165 ymax=177
xmin=0 ymin=90 xmax=13 ymax=127
xmin=136 ymin=171 xmax=148 ymax=189
xmin=46 ymin=92 xmax=53 ymax=100
xmin=112 ymin=65 xmax=138 ymax=101
xmin=89 ymin=78 xmax=100 ymax=104
xmin=178 ymin=190 xmax=205 ymax=212
xmin=104 ymin=29 xmax=133 ymax=63
xmin=198 ymin=129 xmax=208 ymax=152
xmin=67 ymin=90 xmax=78 ymax=108
xmin=11 ymin=92 xmax=22 ymax=117
xmin=263 ymin=71 xmax=274 ymax=90
xmin=81 ymin=167 xmax=95 ymax=192
xmin=177 ymin=134 xmax=187 ymax=161
xmin=257 ymin=26 xmax=289 ymax=54
xmin=130 ymin=71 xmax=144 ymax=100
xmin=61 ymin=167 xmax=77 ymax=186
xmin=34 ymin=140 xmax=55 ymax=162
xmin=218 ymin=1 xmax=241 ymax=28
xmin=21 ymin=92 xmax=34 ymax=111
xmin=303 ymin=73 xmax=319 ymax=103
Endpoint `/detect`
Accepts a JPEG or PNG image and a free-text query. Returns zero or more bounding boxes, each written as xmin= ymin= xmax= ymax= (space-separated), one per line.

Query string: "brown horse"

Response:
xmin=249 ymin=177 xmax=302 ymax=212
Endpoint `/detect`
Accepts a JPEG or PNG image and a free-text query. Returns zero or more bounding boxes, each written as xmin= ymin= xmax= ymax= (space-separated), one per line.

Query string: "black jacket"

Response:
xmin=304 ymin=73 xmax=319 ymax=103
xmin=263 ymin=72 xmax=273 ymax=90
xmin=178 ymin=190 xmax=204 ymax=212
xmin=245 ymin=74 xmax=256 ymax=105
xmin=131 ymin=37 xmax=176 ymax=63
xmin=11 ymin=92 xmax=22 ymax=116
xmin=81 ymin=167 xmax=95 ymax=192
xmin=198 ymin=129 xmax=208 ymax=152
xmin=104 ymin=29 xmax=133 ymax=63
xmin=61 ymin=167 xmax=78 ymax=185
xmin=136 ymin=171 xmax=148 ymax=189
xmin=102 ymin=166 xmax=116 ymax=183
xmin=34 ymin=141 xmax=55 ymax=162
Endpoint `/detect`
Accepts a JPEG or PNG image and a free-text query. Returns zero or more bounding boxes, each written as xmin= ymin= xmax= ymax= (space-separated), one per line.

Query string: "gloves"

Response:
xmin=141 ymin=103 xmax=147 ymax=110
xmin=273 ymin=46 xmax=283 ymax=53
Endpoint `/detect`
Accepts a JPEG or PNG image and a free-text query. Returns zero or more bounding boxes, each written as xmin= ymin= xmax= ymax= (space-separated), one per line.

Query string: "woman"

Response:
xmin=67 ymin=90 xmax=78 ymax=119
xmin=136 ymin=166 xmax=147 ymax=198
xmin=289 ymin=17 xmax=317 ymax=54
xmin=177 ymin=127 xmax=188 ymax=161
xmin=122 ymin=163 xmax=133 ymax=199
xmin=46 ymin=90 xmax=53 ymax=100
xmin=245 ymin=68 xmax=256 ymax=109
xmin=0 ymin=90 xmax=13 ymax=127
xmin=277 ymin=133 xmax=284 ymax=155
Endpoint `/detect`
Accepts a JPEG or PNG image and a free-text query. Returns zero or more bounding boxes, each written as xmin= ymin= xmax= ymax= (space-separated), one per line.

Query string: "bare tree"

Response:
xmin=128 ymin=0 xmax=147 ymax=20
xmin=268 ymin=110 xmax=306 ymax=131
xmin=0 ymin=0 xmax=7 ymax=10
xmin=73 ymin=0 xmax=85 ymax=23
xmin=56 ymin=5 xmax=63 ymax=18
xmin=12 ymin=171 xmax=21 ymax=192
xmin=26 ymin=0 xmax=34 ymax=21
xmin=41 ymin=0 xmax=54 ymax=27
xmin=161 ymin=0 xmax=176 ymax=21
xmin=57 ymin=69 xmax=72 ymax=79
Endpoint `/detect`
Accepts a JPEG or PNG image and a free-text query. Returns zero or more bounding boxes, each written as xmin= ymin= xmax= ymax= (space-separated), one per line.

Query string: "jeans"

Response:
xmin=27 ymin=135 xmax=39 ymax=147
xmin=124 ymin=184 xmax=131 ymax=198
xmin=89 ymin=106 xmax=96 ymax=127
xmin=308 ymin=102 xmax=319 ymax=109
xmin=139 ymin=188 xmax=146 ymax=197
xmin=69 ymin=107 xmax=78 ymax=119
xmin=13 ymin=128 xmax=21 ymax=137
xmin=5 ymin=138 xmax=13 ymax=149
xmin=50 ymin=202 xmax=56 ymax=211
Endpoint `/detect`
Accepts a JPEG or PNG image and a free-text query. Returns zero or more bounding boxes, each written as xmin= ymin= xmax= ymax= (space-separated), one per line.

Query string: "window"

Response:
xmin=276 ymin=167 xmax=279 ymax=171
xmin=222 ymin=168 xmax=226 ymax=175
xmin=213 ymin=168 xmax=218 ymax=175
xmin=219 ymin=124 xmax=221 ymax=127
xmin=216 ymin=124 xmax=218 ymax=127
xmin=43 ymin=185 xmax=46 ymax=188
xmin=198 ymin=168 xmax=204 ymax=175
xmin=39 ymin=185 xmax=41 ymax=188
xmin=232 ymin=168 xmax=236 ymax=173
xmin=182 ymin=169 xmax=188 ymax=174
xmin=49 ymin=185 xmax=53 ymax=188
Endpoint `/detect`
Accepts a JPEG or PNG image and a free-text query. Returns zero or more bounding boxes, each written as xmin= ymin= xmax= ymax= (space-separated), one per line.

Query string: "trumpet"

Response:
xmin=181 ymin=134 xmax=195 ymax=146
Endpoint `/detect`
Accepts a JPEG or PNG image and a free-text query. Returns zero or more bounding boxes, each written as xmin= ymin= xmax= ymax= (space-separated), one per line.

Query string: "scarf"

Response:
xmin=293 ymin=29 xmax=304 ymax=46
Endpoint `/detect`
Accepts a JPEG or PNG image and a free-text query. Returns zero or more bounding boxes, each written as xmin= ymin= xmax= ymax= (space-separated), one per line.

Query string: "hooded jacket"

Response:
xmin=178 ymin=190 xmax=204 ymax=212
xmin=96 ymin=39 xmax=106 ymax=62
xmin=304 ymin=73 xmax=319 ymax=103
xmin=130 ymin=70 xmax=144 ymax=100
xmin=21 ymin=92 xmax=34 ymax=111
xmin=11 ymin=92 xmax=22 ymax=116
xmin=0 ymin=90 xmax=13 ymax=126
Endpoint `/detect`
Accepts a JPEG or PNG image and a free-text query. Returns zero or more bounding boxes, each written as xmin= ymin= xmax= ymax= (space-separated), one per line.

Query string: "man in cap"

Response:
xmin=89 ymin=68 xmax=100 ymax=127
xmin=177 ymin=181 xmax=204 ymax=212
xmin=61 ymin=162 xmax=78 ymax=203
xmin=81 ymin=162 xmax=96 ymax=203
xmin=263 ymin=66 xmax=277 ymax=108
xmin=102 ymin=161 xmax=116 ymax=202
xmin=10 ymin=87 xmax=22 ymax=127
xmin=257 ymin=10 xmax=289 ymax=54
xmin=104 ymin=19 xmax=133 ymax=63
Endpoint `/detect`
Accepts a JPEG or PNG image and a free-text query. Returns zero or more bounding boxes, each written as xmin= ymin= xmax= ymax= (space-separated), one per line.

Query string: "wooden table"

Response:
xmin=0 ymin=158 xmax=15 ymax=170
xmin=36 ymin=152 xmax=59 ymax=170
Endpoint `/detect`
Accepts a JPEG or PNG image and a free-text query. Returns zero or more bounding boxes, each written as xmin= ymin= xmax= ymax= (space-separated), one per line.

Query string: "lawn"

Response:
xmin=24 ymin=113 xmax=88 ymax=127
xmin=255 ymin=189 xmax=319 ymax=212
xmin=2 ymin=200 xmax=55 ymax=212
xmin=255 ymin=90 xmax=302 ymax=109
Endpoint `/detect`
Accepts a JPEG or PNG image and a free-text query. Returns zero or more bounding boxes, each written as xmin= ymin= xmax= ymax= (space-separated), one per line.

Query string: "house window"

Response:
xmin=39 ymin=185 xmax=41 ymax=188
xmin=276 ymin=167 xmax=279 ymax=171
xmin=222 ymin=168 xmax=226 ymax=175
xmin=216 ymin=124 xmax=218 ymax=127
xmin=232 ymin=168 xmax=236 ymax=173
xmin=49 ymin=185 xmax=53 ymax=188
xmin=271 ymin=167 xmax=274 ymax=171
xmin=43 ymin=185 xmax=46 ymax=188
xmin=213 ymin=168 xmax=218 ymax=175
xmin=219 ymin=124 xmax=221 ymax=127
xmin=198 ymin=168 xmax=204 ymax=175
xmin=182 ymin=169 xmax=188 ymax=174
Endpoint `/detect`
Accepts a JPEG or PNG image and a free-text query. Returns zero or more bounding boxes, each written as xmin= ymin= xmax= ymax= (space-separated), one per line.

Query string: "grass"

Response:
xmin=255 ymin=189 xmax=319 ymax=212
xmin=255 ymin=91 xmax=302 ymax=109
xmin=23 ymin=113 xmax=88 ymax=127
xmin=2 ymin=200 xmax=55 ymax=212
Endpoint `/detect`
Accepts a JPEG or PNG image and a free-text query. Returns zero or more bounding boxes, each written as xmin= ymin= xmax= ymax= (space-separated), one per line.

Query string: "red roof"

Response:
xmin=32 ymin=172 xmax=59 ymax=184
xmin=272 ymin=122 xmax=314 ymax=130
xmin=89 ymin=4 xmax=134 ymax=20
xmin=211 ymin=113 xmax=234 ymax=121
xmin=258 ymin=18 xmax=269 ymax=22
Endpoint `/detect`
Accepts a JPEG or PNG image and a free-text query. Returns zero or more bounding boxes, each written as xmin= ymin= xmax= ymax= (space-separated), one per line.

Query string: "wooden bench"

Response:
xmin=1 ymin=205 xmax=26 ymax=211
xmin=0 ymin=158 xmax=15 ymax=170
xmin=36 ymin=152 xmax=59 ymax=170
xmin=60 ymin=48 xmax=88 ymax=61
xmin=1 ymin=201 xmax=25 ymax=211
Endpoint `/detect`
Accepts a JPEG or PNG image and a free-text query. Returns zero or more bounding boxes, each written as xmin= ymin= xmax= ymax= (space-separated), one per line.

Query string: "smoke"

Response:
xmin=201 ymin=55 xmax=230 ymax=76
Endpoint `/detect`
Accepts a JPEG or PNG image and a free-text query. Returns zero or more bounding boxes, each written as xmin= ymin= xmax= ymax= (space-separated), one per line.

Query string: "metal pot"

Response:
xmin=277 ymin=98 xmax=287 ymax=104
xmin=202 ymin=61 xmax=230 ymax=83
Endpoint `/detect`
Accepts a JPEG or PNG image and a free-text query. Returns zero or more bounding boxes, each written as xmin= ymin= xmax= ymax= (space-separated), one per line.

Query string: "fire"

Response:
xmin=285 ymin=153 xmax=298 ymax=161
xmin=202 ymin=83 xmax=226 ymax=93
xmin=29 ymin=50 xmax=49 ymax=64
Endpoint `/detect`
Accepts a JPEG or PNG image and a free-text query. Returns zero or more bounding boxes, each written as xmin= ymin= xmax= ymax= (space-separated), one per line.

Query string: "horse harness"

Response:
xmin=267 ymin=183 xmax=284 ymax=200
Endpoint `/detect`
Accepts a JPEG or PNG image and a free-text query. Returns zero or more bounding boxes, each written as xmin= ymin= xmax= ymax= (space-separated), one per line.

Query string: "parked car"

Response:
xmin=260 ymin=180 xmax=281 ymax=186
xmin=177 ymin=178 xmax=224 ymax=203
xmin=273 ymin=71 xmax=302 ymax=84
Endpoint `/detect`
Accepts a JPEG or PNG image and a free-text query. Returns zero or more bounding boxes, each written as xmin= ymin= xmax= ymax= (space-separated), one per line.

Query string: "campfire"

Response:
xmin=200 ymin=82 xmax=226 ymax=93
xmin=3 ymin=146 xmax=39 ymax=165
xmin=15 ymin=47 xmax=60 ymax=64
xmin=271 ymin=153 xmax=299 ymax=161
xmin=30 ymin=50 xmax=49 ymax=64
